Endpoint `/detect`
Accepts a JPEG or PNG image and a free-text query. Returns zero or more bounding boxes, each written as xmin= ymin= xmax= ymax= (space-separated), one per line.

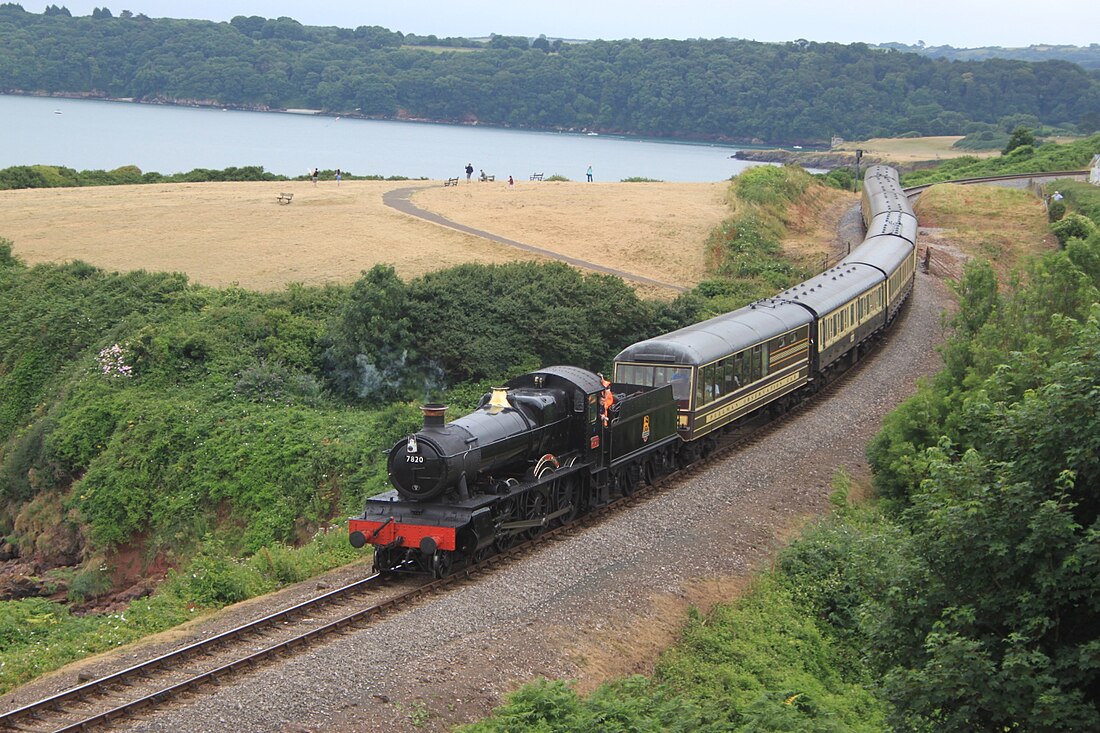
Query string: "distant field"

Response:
xmin=834 ymin=136 xmax=1001 ymax=162
xmin=915 ymin=183 xmax=1058 ymax=282
xmin=399 ymin=45 xmax=482 ymax=53
xmin=0 ymin=180 xmax=729 ymax=292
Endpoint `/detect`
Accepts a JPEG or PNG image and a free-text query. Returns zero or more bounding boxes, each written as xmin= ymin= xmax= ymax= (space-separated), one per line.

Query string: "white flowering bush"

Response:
xmin=96 ymin=343 xmax=133 ymax=378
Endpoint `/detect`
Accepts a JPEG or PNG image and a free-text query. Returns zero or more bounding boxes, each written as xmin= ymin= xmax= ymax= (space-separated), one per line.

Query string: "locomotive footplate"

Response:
xmin=349 ymin=490 xmax=497 ymax=556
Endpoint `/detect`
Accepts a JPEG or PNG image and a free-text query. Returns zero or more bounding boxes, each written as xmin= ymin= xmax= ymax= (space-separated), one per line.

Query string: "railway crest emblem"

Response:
xmin=642 ymin=415 xmax=651 ymax=442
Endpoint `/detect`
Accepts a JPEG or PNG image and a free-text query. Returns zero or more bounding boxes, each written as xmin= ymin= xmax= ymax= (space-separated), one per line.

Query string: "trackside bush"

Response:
xmin=463 ymin=568 xmax=888 ymax=732
xmin=700 ymin=166 xmax=815 ymax=308
xmin=1051 ymin=212 xmax=1098 ymax=245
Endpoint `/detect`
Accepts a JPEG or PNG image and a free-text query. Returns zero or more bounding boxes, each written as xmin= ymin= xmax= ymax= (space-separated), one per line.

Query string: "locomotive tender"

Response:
xmin=350 ymin=166 xmax=917 ymax=575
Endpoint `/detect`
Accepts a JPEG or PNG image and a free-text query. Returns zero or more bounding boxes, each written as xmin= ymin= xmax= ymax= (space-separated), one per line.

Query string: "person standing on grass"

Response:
xmin=586 ymin=164 xmax=593 ymax=182
xmin=466 ymin=162 xmax=474 ymax=183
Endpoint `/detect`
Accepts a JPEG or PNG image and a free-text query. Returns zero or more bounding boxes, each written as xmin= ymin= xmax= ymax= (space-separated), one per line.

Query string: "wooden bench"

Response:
xmin=529 ymin=173 xmax=544 ymax=181
xmin=444 ymin=177 xmax=459 ymax=187
xmin=276 ymin=192 xmax=294 ymax=204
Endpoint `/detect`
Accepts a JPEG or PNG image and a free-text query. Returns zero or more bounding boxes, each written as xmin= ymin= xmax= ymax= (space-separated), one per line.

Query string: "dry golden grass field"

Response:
xmin=915 ymin=183 xmax=1059 ymax=282
xmin=834 ymin=136 xmax=1000 ymax=163
xmin=0 ymin=179 xmax=731 ymax=293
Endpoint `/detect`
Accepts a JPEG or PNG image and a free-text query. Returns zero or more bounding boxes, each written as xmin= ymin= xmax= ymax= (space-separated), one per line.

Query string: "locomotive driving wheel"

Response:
xmin=551 ymin=474 xmax=579 ymax=526
xmin=522 ymin=487 xmax=549 ymax=540
xmin=493 ymin=497 xmax=519 ymax=552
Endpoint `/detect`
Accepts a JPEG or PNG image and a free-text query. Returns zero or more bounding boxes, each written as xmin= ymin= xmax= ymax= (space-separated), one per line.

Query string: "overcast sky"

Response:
xmin=27 ymin=1 xmax=1100 ymax=47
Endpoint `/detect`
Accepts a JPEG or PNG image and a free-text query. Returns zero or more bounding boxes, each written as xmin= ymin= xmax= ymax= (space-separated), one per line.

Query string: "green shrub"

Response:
xmin=734 ymin=164 xmax=810 ymax=206
xmin=68 ymin=565 xmax=113 ymax=603
xmin=1056 ymin=181 xmax=1100 ymax=226
xmin=1051 ymin=213 xmax=1098 ymax=245
xmin=175 ymin=540 xmax=272 ymax=606
xmin=324 ymin=262 xmax=673 ymax=400
xmin=1048 ymin=199 xmax=1067 ymax=221
xmin=953 ymin=131 xmax=1010 ymax=151
xmin=249 ymin=525 xmax=361 ymax=585
xmin=818 ymin=168 xmax=854 ymax=190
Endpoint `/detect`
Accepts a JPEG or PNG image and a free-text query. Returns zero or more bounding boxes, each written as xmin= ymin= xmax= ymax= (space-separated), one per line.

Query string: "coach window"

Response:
xmin=751 ymin=345 xmax=763 ymax=382
xmin=667 ymin=367 xmax=691 ymax=405
xmin=723 ymin=360 xmax=735 ymax=394
xmin=618 ymin=364 xmax=652 ymax=386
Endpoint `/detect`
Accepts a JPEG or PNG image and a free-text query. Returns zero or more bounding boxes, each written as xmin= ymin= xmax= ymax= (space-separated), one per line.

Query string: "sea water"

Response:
xmin=1 ymin=94 xmax=768 ymax=183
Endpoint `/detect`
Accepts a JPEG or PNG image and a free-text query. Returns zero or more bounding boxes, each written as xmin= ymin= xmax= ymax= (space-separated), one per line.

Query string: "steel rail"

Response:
xmin=1 ymin=573 xmax=387 ymax=729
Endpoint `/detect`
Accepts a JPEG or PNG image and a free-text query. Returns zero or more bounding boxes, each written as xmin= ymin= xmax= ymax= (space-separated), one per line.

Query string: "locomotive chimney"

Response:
xmin=420 ymin=403 xmax=447 ymax=429
xmin=487 ymin=387 xmax=510 ymax=414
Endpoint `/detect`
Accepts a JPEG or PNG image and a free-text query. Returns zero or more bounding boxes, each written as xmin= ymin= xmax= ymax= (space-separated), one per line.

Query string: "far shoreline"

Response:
xmin=0 ymin=89 xmax=789 ymax=150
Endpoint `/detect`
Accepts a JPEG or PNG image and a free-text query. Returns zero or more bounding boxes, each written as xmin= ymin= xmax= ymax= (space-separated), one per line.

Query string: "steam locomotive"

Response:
xmin=349 ymin=165 xmax=917 ymax=575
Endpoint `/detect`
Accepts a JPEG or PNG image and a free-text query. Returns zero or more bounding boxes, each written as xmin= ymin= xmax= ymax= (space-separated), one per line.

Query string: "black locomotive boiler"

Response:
xmin=350 ymin=366 xmax=679 ymax=575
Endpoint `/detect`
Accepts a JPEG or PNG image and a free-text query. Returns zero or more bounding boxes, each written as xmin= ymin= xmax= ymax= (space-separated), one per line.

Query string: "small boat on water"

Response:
xmin=53 ymin=109 xmax=62 ymax=114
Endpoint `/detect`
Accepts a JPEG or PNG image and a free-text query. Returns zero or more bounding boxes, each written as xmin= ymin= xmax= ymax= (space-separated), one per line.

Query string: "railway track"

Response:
xmin=0 ymin=298 xmax=888 ymax=732
xmin=904 ymin=169 xmax=1089 ymax=198
xmin=0 ymin=344 xmax=854 ymax=733
xmin=2 ymin=170 xmax=1082 ymax=732
xmin=0 ymin=573 xmax=431 ymax=732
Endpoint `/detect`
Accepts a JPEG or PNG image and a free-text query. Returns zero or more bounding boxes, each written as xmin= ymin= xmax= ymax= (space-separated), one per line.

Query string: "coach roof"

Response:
xmin=614 ymin=299 xmax=811 ymax=367
xmin=775 ymin=262 xmax=884 ymax=316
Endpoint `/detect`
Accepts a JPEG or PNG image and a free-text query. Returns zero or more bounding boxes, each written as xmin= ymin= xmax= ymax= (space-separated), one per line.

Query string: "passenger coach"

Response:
xmin=613 ymin=300 xmax=812 ymax=444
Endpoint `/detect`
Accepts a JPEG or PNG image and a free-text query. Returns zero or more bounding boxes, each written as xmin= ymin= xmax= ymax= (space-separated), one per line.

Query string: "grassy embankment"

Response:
xmin=696 ymin=165 xmax=850 ymax=313
xmin=900 ymin=132 xmax=1100 ymax=185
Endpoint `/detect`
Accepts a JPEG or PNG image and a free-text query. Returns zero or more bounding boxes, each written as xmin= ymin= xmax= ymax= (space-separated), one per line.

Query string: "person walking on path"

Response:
xmin=311 ymin=168 xmax=319 ymax=186
xmin=465 ymin=163 xmax=474 ymax=183
xmin=586 ymin=165 xmax=593 ymax=183
xmin=508 ymin=175 xmax=515 ymax=189
xmin=335 ymin=168 xmax=342 ymax=186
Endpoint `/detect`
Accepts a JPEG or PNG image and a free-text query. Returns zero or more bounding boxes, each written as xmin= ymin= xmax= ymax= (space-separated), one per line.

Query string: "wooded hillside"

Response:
xmin=2 ymin=4 xmax=1099 ymax=143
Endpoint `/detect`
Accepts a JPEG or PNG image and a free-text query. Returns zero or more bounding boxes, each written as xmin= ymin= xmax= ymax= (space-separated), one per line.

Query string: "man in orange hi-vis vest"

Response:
xmin=599 ymin=373 xmax=614 ymax=426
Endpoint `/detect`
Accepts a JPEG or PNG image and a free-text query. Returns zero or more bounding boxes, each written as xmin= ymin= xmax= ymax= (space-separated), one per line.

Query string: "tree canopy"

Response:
xmin=2 ymin=4 xmax=1100 ymax=143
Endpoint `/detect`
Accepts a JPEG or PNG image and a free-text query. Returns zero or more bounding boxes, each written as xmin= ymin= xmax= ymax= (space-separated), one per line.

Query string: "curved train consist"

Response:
xmin=349 ymin=165 xmax=918 ymax=575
